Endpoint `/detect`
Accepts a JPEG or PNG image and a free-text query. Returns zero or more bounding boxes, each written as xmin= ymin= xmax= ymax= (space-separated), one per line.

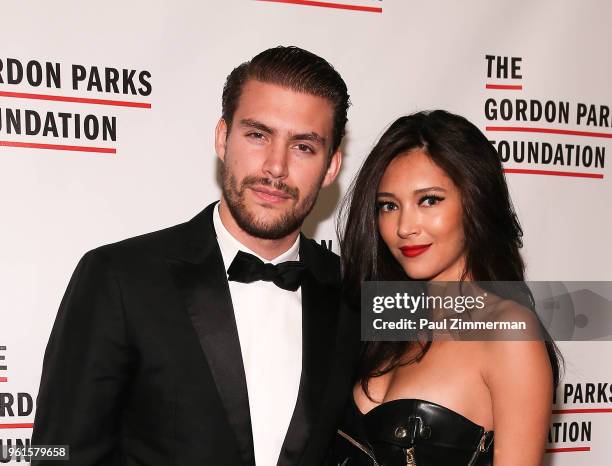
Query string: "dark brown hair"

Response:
xmin=338 ymin=110 xmax=562 ymax=395
xmin=221 ymin=46 xmax=350 ymax=155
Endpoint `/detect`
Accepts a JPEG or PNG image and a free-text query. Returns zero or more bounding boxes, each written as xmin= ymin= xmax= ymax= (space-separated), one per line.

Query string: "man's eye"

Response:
xmin=419 ymin=195 xmax=444 ymax=207
xmin=296 ymin=143 xmax=314 ymax=153
xmin=376 ymin=201 xmax=397 ymax=213
xmin=247 ymin=132 xmax=265 ymax=139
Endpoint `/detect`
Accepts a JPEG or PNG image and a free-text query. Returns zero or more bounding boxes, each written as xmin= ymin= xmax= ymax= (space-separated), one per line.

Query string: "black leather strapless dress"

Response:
xmin=332 ymin=398 xmax=494 ymax=466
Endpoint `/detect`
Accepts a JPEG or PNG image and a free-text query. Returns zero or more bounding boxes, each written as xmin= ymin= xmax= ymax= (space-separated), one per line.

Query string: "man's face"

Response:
xmin=215 ymin=79 xmax=341 ymax=240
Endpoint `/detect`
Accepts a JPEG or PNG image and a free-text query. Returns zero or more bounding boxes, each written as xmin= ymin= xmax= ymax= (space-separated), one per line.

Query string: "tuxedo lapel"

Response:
xmin=166 ymin=203 xmax=255 ymax=466
xmin=277 ymin=236 xmax=342 ymax=466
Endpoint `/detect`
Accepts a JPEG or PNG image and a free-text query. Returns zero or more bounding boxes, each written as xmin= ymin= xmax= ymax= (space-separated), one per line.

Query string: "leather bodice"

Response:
xmin=332 ymin=398 xmax=494 ymax=466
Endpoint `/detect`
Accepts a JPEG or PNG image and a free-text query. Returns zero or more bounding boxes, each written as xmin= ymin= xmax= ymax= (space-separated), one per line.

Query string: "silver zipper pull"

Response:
xmin=467 ymin=432 xmax=489 ymax=466
xmin=478 ymin=433 xmax=488 ymax=452
xmin=405 ymin=446 xmax=416 ymax=466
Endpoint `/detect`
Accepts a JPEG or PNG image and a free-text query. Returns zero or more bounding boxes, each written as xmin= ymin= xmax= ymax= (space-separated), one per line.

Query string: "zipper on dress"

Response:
xmin=405 ymin=446 xmax=416 ymax=466
xmin=467 ymin=432 xmax=489 ymax=466
xmin=337 ymin=429 xmax=380 ymax=466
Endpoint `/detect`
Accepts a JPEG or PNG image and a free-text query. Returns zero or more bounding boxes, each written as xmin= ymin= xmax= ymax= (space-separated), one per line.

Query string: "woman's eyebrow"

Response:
xmin=413 ymin=186 xmax=447 ymax=194
xmin=376 ymin=192 xmax=396 ymax=198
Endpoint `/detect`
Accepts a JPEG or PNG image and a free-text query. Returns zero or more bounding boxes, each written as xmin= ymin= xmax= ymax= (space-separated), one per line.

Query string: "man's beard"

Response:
xmin=221 ymin=162 xmax=324 ymax=240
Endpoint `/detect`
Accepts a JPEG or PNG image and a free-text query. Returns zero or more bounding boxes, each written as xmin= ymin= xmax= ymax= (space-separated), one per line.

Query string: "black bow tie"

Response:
xmin=227 ymin=251 xmax=307 ymax=292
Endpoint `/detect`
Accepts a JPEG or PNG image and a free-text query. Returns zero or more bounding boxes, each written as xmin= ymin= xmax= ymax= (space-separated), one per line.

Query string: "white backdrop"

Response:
xmin=1 ymin=0 xmax=611 ymax=463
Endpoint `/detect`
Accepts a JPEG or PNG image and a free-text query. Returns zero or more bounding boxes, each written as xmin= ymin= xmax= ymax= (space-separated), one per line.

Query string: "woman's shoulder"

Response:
xmin=479 ymin=292 xmax=543 ymax=341
xmin=479 ymin=297 xmax=553 ymax=387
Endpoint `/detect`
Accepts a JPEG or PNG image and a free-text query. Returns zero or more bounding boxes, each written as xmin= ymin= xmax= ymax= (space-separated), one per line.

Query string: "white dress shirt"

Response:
xmin=213 ymin=203 xmax=302 ymax=466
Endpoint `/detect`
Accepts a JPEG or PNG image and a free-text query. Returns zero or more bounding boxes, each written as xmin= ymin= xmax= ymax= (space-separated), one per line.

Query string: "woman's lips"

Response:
xmin=399 ymin=244 xmax=431 ymax=257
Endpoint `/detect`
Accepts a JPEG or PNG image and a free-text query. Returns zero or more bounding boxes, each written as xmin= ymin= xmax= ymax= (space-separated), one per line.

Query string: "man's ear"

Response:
xmin=215 ymin=118 xmax=228 ymax=162
xmin=321 ymin=149 xmax=342 ymax=188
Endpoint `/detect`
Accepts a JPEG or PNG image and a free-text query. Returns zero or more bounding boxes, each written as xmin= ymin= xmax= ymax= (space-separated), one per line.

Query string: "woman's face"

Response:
xmin=377 ymin=149 xmax=466 ymax=281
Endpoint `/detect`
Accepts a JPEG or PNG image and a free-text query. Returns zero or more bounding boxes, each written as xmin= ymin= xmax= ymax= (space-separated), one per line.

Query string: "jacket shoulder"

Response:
xmin=90 ymin=219 xmax=192 ymax=262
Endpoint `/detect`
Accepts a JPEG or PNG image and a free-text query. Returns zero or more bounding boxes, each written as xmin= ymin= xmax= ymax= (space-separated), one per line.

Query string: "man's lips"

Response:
xmin=249 ymin=186 xmax=292 ymax=203
xmin=399 ymin=244 xmax=432 ymax=257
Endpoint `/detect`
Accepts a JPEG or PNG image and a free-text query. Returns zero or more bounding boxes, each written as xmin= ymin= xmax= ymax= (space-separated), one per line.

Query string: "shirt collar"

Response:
xmin=213 ymin=202 xmax=300 ymax=272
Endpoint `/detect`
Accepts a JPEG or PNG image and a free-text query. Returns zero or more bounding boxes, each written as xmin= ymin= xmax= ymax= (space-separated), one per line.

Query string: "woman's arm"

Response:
xmin=483 ymin=337 xmax=553 ymax=466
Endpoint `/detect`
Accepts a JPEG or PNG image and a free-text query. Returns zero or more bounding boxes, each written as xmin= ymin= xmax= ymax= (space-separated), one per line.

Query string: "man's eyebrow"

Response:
xmin=239 ymin=118 xmax=274 ymax=134
xmin=289 ymin=132 xmax=326 ymax=147
xmin=239 ymin=119 xmax=327 ymax=147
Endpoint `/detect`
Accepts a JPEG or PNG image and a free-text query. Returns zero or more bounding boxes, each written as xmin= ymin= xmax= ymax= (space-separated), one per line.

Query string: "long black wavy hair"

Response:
xmin=337 ymin=110 xmax=562 ymax=395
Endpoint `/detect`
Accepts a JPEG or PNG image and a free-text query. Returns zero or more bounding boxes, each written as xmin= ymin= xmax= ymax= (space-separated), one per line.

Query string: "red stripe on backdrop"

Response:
xmin=255 ymin=0 xmax=383 ymax=13
xmin=503 ymin=168 xmax=604 ymax=179
xmin=0 ymin=423 xmax=33 ymax=429
xmin=486 ymin=125 xmax=612 ymax=139
xmin=553 ymin=408 xmax=612 ymax=414
xmin=486 ymin=84 xmax=523 ymax=90
xmin=546 ymin=447 xmax=590 ymax=453
xmin=0 ymin=140 xmax=116 ymax=154
xmin=0 ymin=377 xmax=7 ymax=382
xmin=0 ymin=90 xmax=151 ymax=108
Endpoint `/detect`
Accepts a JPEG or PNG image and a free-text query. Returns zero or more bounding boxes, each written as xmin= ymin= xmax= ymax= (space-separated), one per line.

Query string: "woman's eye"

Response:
xmin=419 ymin=195 xmax=444 ymax=207
xmin=377 ymin=201 xmax=397 ymax=213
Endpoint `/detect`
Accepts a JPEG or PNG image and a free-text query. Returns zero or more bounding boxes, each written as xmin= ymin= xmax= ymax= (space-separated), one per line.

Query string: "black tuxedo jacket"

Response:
xmin=32 ymin=202 xmax=360 ymax=466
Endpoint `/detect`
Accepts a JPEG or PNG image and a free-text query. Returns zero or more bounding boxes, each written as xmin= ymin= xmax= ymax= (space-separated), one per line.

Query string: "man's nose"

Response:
xmin=261 ymin=141 xmax=289 ymax=179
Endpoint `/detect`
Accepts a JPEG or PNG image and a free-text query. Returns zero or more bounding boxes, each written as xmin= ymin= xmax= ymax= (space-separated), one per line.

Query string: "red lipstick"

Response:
xmin=400 ymin=244 xmax=431 ymax=257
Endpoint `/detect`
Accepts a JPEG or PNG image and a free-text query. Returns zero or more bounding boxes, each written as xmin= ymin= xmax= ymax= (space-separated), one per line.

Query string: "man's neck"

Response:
xmin=218 ymin=198 xmax=299 ymax=261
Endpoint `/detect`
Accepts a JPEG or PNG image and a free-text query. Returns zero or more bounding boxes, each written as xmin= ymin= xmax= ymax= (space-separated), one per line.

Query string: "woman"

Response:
xmin=333 ymin=110 xmax=561 ymax=466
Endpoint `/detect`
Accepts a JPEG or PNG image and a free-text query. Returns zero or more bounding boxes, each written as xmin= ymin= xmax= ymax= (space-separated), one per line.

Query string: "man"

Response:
xmin=32 ymin=46 xmax=359 ymax=466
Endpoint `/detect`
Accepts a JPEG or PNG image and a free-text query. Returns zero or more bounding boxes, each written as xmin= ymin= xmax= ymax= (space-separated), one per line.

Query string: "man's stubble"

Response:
xmin=221 ymin=156 xmax=326 ymax=240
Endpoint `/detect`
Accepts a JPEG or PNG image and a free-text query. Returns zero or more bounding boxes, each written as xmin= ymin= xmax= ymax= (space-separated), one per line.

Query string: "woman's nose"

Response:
xmin=397 ymin=209 xmax=420 ymax=238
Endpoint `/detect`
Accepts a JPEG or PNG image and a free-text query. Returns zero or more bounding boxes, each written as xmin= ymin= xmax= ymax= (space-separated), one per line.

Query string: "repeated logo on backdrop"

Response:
xmin=549 ymin=382 xmax=612 ymax=454
xmin=484 ymin=54 xmax=608 ymax=180
xmin=0 ymin=57 xmax=152 ymax=155
xmin=0 ymin=346 xmax=35 ymax=463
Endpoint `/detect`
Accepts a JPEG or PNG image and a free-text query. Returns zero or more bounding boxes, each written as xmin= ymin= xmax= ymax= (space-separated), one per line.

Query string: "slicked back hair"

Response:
xmin=221 ymin=46 xmax=350 ymax=155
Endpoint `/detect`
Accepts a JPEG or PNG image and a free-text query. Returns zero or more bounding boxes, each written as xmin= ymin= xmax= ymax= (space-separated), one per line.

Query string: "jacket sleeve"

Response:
xmin=31 ymin=249 xmax=134 ymax=465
